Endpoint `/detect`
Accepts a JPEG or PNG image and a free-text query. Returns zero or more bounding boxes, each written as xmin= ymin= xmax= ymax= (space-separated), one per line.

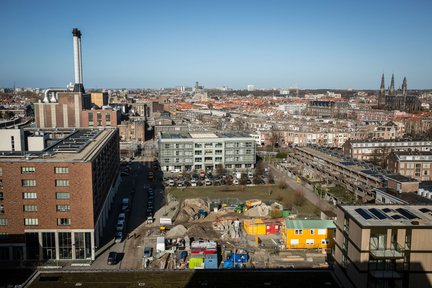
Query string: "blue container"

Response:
xmin=204 ymin=254 xmax=218 ymax=269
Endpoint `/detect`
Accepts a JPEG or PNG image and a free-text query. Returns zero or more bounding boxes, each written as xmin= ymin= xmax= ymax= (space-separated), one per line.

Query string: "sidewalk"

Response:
xmin=269 ymin=164 xmax=335 ymax=213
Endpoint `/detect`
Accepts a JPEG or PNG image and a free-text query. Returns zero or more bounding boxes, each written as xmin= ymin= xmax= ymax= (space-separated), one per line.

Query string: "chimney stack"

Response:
xmin=72 ymin=28 xmax=85 ymax=93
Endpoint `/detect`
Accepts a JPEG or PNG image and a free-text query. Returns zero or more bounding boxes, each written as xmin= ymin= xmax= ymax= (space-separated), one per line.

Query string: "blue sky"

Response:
xmin=1 ymin=0 xmax=431 ymax=89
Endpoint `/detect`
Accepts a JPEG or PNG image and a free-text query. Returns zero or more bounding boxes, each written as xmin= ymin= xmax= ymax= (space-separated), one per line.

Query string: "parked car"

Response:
xmin=115 ymin=232 xmax=123 ymax=243
xmin=107 ymin=251 xmax=119 ymax=265
xmin=168 ymin=179 xmax=175 ymax=187
xmin=205 ymin=179 xmax=212 ymax=186
xmin=116 ymin=221 xmax=124 ymax=232
xmin=143 ymin=247 xmax=153 ymax=258
xmin=190 ymin=179 xmax=197 ymax=187
xmin=120 ymin=171 xmax=129 ymax=177
xmin=117 ymin=212 xmax=126 ymax=223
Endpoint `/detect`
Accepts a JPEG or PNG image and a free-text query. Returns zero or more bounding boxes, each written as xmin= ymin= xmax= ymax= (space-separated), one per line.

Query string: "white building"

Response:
xmin=158 ymin=132 xmax=256 ymax=172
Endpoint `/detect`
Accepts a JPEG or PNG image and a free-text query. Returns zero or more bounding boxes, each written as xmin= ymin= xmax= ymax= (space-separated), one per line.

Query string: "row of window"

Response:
xmin=20 ymin=167 xmax=69 ymax=174
xmin=0 ymin=218 xmax=71 ymax=226
xmin=290 ymin=239 xmax=330 ymax=245
xmin=23 ymin=204 xmax=70 ymax=212
xmin=294 ymin=229 xmax=327 ymax=235
xmin=23 ymin=192 xmax=70 ymax=199
xmin=21 ymin=179 xmax=70 ymax=187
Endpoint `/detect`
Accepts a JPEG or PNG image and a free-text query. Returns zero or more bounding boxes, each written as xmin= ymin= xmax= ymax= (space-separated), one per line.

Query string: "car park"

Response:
xmin=107 ymin=251 xmax=119 ymax=265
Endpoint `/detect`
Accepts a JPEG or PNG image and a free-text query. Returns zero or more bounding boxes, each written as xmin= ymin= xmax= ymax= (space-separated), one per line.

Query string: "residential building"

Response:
xmin=158 ymin=131 xmax=256 ymax=172
xmin=342 ymin=140 xmax=432 ymax=161
xmin=334 ymin=205 xmax=432 ymax=288
xmin=0 ymin=128 xmax=120 ymax=261
xmin=387 ymin=152 xmax=432 ymax=181
xmin=281 ymin=219 xmax=335 ymax=249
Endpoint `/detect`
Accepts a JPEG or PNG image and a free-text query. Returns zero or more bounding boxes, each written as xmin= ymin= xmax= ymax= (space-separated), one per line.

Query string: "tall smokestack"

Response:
xmin=72 ymin=28 xmax=85 ymax=93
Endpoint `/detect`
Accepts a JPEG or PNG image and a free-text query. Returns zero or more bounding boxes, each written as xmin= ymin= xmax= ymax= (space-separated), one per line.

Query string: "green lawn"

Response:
xmin=167 ymin=184 xmax=319 ymax=216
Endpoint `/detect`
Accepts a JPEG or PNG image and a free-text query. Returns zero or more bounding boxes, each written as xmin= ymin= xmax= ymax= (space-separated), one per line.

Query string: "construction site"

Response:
xmin=121 ymin=185 xmax=335 ymax=271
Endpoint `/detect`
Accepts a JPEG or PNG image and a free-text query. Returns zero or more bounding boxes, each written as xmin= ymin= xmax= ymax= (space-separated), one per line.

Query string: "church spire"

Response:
xmin=389 ymin=73 xmax=395 ymax=96
xmin=380 ymin=73 xmax=385 ymax=96
xmin=402 ymin=77 xmax=407 ymax=96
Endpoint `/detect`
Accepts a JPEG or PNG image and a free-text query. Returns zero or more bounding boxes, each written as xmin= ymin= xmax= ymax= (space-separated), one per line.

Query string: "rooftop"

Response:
xmin=0 ymin=128 xmax=116 ymax=162
xmin=341 ymin=205 xmax=432 ymax=227
xmin=159 ymin=131 xmax=254 ymax=140
xmin=284 ymin=219 xmax=336 ymax=230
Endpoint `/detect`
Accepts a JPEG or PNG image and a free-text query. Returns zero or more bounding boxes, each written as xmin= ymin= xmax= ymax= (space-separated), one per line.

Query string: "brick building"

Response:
xmin=342 ymin=140 xmax=432 ymax=161
xmin=386 ymin=151 xmax=432 ymax=181
xmin=0 ymin=128 xmax=119 ymax=261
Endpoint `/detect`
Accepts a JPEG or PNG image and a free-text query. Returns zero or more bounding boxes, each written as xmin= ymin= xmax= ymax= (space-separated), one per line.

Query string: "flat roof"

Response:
xmin=160 ymin=131 xmax=254 ymax=140
xmin=0 ymin=129 xmax=116 ymax=162
xmin=341 ymin=205 xmax=432 ymax=227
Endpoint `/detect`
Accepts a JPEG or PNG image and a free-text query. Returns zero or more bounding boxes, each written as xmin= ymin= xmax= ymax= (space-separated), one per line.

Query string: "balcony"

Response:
xmin=369 ymin=244 xmax=405 ymax=259
xmin=369 ymin=270 xmax=402 ymax=279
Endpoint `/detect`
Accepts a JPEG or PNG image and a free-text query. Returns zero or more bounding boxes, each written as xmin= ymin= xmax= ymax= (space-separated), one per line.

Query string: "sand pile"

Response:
xmin=166 ymin=225 xmax=187 ymax=238
xmin=186 ymin=224 xmax=208 ymax=239
xmin=244 ymin=203 xmax=270 ymax=217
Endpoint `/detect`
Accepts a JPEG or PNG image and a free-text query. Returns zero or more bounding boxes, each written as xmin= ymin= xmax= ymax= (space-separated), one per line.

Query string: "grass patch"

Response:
xmin=167 ymin=184 xmax=319 ymax=216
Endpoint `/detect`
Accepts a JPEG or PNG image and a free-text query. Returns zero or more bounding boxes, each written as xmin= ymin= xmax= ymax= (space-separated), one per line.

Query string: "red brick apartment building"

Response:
xmin=387 ymin=152 xmax=432 ymax=182
xmin=0 ymin=128 xmax=119 ymax=261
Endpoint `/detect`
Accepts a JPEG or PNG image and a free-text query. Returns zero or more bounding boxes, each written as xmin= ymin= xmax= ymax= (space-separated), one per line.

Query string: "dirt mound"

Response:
xmin=244 ymin=203 xmax=270 ymax=217
xmin=186 ymin=224 xmax=208 ymax=239
xmin=175 ymin=198 xmax=209 ymax=223
xmin=213 ymin=219 xmax=241 ymax=239
xmin=166 ymin=225 xmax=187 ymax=238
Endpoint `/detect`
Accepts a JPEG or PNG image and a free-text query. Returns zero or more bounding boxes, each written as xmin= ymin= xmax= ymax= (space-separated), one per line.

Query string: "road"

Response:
xmin=269 ymin=163 xmax=335 ymax=213
xmin=92 ymin=161 xmax=165 ymax=269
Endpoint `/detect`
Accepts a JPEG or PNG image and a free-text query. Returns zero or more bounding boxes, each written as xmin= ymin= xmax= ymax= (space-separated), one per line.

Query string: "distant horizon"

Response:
xmin=1 ymin=0 xmax=432 ymax=89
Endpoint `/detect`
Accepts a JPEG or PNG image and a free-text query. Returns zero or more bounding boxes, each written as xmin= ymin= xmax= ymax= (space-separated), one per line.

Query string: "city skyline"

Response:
xmin=1 ymin=0 xmax=432 ymax=89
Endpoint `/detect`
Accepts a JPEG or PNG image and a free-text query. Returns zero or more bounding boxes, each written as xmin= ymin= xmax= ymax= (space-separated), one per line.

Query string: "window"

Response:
xmin=195 ymin=157 xmax=202 ymax=162
xmin=321 ymin=239 xmax=330 ymax=245
xmin=88 ymin=112 xmax=94 ymax=127
xmin=0 ymin=192 xmax=3 ymax=201
xmin=57 ymin=205 xmax=71 ymax=212
xmin=56 ymin=192 xmax=70 ymax=199
xmin=23 ymin=192 xmax=37 ymax=199
xmin=24 ymin=218 xmax=38 ymax=226
xmin=310 ymin=229 xmax=315 ymax=235
xmin=97 ymin=112 xmax=102 ymax=126
xmin=22 ymin=179 xmax=36 ymax=187
xmin=55 ymin=167 xmax=69 ymax=174
xmin=215 ymin=157 xmax=222 ymax=162
xmin=106 ymin=113 xmax=111 ymax=126
xmin=0 ymin=167 xmax=2 ymax=176
xmin=0 ymin=218 xmax=7 ymax=226
xmin=21 ymin=167 xmax=35 ymax=174
xmin=306 ymin=239 xmax=314 ymax=245
xmin=195 ymin=151 xmax=202 ymax=155
xmin=23 ymin=205 xmax=37 ymax=212
xmin=57 ymin=218 xmax=71 ymax=226
xmin=195 ymin=143 xmax=202 ymax=148
xmin=0 ymin=233 xmax=8 ymax=239
xmin=295 ymin=229 xmax=303 ymax=235
xmin=55 ymin=180 xmax=69 ymax=187
xmin=164 ymin=144 xmax=170 ymax=149
xmin=0 ymin=180 xmax=2 ymax=189
xmin=0 ymin=205 xmax=3 ymax=214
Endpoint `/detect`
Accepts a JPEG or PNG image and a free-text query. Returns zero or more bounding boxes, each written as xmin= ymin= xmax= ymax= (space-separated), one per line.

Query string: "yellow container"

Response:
xmin=189 ymin=256 xmax=204 ymax=269
xmin=244 ymin=219 xmax=266 ymax=235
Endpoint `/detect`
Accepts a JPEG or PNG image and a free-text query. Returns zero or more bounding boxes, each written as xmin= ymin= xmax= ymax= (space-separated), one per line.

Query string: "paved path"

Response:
xmin=269 ymin=163 xmax=335 ymax=213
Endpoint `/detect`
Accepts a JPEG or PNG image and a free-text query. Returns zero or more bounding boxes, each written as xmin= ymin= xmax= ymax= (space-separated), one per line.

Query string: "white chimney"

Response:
xmin=72 ymin=28 xmax=84 ymax=93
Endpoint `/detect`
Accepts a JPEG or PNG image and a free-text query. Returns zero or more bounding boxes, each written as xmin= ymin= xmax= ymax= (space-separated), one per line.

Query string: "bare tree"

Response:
xmin=294 ymin=190 xmax=306 ymax=206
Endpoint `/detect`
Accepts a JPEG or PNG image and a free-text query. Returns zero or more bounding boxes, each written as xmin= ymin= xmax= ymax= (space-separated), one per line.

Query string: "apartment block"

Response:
xmin=158 ymin=132 xmax=256 ymax=172
xmin=281 ymin=220 xmax=335 ymax=250
xmin=334 ymin=205 xmax=432 ymax=288
xmin=0 ymin=128 xmax=120 ymax=262
xmin=343 ymin=140 xmax=432 ymax=161
xmin=387 ymin=152 xmax=432 ymax=182
xmin=287 ymin=146 xmax=383 ymax=201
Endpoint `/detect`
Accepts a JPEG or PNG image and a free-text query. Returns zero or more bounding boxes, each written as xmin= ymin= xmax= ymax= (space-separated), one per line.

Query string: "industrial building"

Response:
xmin=0 ymin=128 xmax=120 ymax=261
xmin=334 ymin=205 xmax=432 ymax=288
xmin=158 ymin=131 xmax=256 ymax=172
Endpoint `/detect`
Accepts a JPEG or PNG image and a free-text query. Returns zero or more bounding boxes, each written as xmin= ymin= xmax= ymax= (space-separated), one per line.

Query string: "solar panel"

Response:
xmin=369 ymin=208 xmax=388 ymax=220
xmin=396 ymin=208 xmax=419 ymax=220
xmin=382 ymin=208 xmax=393 ymax=213
xmin=355 ymin=208 xmax=375 ymax=220
xmin=391 ymin=215 xmax=405 ymax=220
xmin=419 ymin=208 xmax=432 ymax=213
